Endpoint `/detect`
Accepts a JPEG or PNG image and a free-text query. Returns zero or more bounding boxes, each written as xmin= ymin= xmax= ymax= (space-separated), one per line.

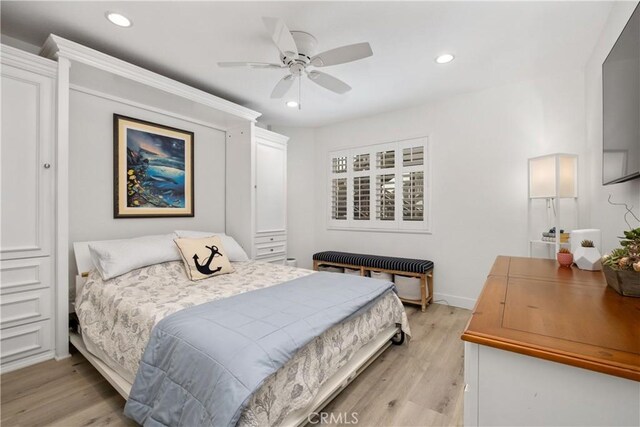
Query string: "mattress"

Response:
xmin=76 ymin=260 xmax=410 ymax=427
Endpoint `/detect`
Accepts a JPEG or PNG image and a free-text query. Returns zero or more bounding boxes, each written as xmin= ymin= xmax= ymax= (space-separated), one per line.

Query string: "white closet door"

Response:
xmin=255 ymin=138 xmax=286 ymax=234
xmin=1 ymin=64 xmax=54 ymax=260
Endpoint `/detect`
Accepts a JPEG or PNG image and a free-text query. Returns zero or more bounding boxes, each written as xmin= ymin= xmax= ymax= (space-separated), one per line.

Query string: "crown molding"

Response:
xmin=41 ymin=34 xmax=261 ymax=123
xmin=1 ymin=44 xmax=57 ymax=77
xmin=255 ymin=126 xmax=289 ymax=144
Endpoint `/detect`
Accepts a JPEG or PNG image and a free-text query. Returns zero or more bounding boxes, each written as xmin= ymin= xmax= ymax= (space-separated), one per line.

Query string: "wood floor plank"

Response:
xmin=321 ymin=304 xmax=470 ymax=426
xmin=0 ymin=304 xmax=471 ymax=427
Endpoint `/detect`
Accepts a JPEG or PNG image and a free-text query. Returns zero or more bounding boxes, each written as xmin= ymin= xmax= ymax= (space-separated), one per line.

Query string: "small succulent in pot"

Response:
xmin=557 ymin=247 xmax=573 ymax=268
xmin=575 ymin=239 xmax=601 ymax=271
xmin=581 ymin=239 xmax=594 ymax=248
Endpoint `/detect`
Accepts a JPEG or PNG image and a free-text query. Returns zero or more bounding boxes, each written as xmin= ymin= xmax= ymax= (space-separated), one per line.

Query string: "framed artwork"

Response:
xmin=114 ymin=114 xmax=194 ymax=218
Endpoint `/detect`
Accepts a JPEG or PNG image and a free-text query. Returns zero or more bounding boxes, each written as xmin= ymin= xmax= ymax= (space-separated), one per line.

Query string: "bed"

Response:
xmin=71 ymin=240 xmax=410 ymax=427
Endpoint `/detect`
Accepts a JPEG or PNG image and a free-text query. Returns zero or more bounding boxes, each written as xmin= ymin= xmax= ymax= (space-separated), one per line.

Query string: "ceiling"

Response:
xmin=1 ymin=1 xmax=613 ymax=127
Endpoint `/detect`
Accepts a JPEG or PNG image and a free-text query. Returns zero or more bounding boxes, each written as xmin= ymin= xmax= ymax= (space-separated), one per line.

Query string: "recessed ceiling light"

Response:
xmin=435 ymin=54 xmax=455 ymax=64
xmin=106 ymin=12 xmax=132 ymax=28
xmin=286 ymin=101 xmax=299 ymax=108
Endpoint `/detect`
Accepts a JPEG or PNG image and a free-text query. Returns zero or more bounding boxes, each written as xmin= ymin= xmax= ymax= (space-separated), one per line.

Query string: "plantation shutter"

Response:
xmin=328 ymin=137 xmax=429 ymax=232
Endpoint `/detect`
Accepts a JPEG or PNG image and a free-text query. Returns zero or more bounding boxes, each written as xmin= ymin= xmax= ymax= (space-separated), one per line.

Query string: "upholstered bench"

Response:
xmin=312 ymin=251 xmax=434 ymax=312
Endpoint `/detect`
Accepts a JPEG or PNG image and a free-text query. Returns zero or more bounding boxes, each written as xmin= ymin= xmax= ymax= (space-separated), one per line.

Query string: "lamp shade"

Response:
xmin=528 ymin=153 xmax=577 ymax=199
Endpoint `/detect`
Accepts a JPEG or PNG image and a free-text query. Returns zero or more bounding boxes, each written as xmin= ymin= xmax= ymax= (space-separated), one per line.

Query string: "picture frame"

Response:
xmin=113 ymin=114 xmax=194 ymax=218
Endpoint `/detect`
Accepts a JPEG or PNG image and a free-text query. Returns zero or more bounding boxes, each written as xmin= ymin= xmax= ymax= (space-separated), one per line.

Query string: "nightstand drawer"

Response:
xmin=1 ymin=320 xmax=52 ymax=365
xmin=255 ymin=242 xmax=286 ymax=258
xmin=0 ymin=257 xmax=51 ymax=294
xmin=0 ymin=288 xmax=52 ymax=329
xmin=255 ymin=234 xmax=286 ymax=245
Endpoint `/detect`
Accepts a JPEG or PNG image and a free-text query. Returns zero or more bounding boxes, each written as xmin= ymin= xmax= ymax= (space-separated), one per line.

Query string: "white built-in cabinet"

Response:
xmin=226 ymin=126 xmax=288 ymax=264
xmin=0 ymin=45 xmax=58 ymax=372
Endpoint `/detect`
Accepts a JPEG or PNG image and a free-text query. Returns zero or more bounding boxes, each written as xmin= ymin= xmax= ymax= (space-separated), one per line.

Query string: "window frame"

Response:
xmin=327 ymin=137 xmax=431 ymax=233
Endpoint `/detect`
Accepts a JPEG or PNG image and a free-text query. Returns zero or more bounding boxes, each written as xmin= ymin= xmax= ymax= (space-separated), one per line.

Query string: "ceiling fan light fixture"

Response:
xmin=435 ymin=54 xmax=455 ymax=64
xmin=286 ymin=100 xmax=299 ymax=108
xmin=106 ymin=12 xmax=132 ymax=28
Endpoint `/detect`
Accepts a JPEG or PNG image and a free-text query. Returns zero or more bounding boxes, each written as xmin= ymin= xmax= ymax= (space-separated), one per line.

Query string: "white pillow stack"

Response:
xmin=88 ymin=233 xmax=181 ymax=280
xmin=174 ymin=230 xmax=250 ymax=262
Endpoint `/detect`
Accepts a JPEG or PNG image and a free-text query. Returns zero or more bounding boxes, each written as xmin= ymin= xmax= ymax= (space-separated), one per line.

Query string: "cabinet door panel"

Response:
xmin=0 ymin=320 xmax=52 ymax=365
xmin=0 ymin=257 xmax=51 ymax=295
xmin=0 ymin=288 xmax=52 ymax=329
xmin=255 ymin=139 xmax=286 ymax=233
xmin=0 ymin=65 xmax=54 ymax=259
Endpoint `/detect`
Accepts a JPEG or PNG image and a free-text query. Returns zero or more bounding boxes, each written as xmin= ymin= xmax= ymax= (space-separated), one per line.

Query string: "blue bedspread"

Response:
xmin=123 ymin=272 xmax=396 ymax=427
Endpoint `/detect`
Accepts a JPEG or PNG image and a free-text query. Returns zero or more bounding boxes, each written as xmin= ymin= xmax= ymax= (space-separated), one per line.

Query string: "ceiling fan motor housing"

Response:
xmin=281 ymin=31 xmax=318 ymax=66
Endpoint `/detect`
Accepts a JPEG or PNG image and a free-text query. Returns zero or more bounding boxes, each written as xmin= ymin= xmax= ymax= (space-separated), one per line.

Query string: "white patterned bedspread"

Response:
xmin=76 ymin=260 xmax=410 ymax=427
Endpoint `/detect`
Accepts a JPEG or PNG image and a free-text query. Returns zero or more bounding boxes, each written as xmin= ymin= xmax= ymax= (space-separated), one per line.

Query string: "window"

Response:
xmin=376 ymin=150 xmax=395 ymax=169
xmin=403 ymin=171 xmax=423 ymax=221
xmin=376 ymin=174 xmax=395 ymax=220
xmin=353 ymin=154 xmax=370 ymax=172
xmin=328 ymin=137 xmax=429 ymax=232
xmin=403 ymin=146 xmax=424 ymax=166
xmin=353 ymin=176 xmax=370 ymax=220
xmin=332 ymin=156 xmax=347 ymax=173
xmin=331 ymin=178 xmax=347 ymax=220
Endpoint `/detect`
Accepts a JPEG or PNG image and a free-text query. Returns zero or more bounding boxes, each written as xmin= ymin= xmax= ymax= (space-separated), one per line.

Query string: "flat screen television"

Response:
xmin=603 ymin=2 xmax=640 ymax=185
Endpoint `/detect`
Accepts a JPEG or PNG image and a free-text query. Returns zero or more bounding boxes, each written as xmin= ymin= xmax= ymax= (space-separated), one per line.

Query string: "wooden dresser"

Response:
xmin=462 ymin=256 xmax=640 ymax=427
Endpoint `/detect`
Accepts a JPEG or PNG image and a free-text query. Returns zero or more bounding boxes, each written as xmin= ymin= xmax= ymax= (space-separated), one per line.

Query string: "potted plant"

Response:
xmin=556 ymin=247 xmax=573 ymax=268
xmin=574 ymin=240 xmax=602 ymax=271
xmin=601 ymin=227 xmax=640 ymax=297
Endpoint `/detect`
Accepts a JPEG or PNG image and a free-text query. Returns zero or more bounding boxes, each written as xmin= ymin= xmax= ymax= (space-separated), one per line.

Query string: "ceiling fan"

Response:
xmin=218 ymin=17 xmax=373 ymax=107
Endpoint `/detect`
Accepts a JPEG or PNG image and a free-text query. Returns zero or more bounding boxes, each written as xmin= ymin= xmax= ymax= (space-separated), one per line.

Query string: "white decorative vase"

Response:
xmin=574 ymin=247 xmax=602 ymax=271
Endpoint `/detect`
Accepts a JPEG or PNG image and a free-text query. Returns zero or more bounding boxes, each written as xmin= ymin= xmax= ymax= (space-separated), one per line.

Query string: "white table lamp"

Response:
xmin=528 ymin=153 xmax=578 ymax=258
xmin=529 ymin=154 xmax=578 ymax=199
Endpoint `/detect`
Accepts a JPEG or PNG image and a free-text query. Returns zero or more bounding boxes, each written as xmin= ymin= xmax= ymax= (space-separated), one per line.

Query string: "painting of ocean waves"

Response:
xmin=126 ymin=128 xmax=186 ymax=208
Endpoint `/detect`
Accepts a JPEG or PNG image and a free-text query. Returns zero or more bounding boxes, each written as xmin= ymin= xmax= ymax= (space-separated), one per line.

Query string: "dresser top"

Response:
xmin=462 ymin=256 xmax=640 ymax=381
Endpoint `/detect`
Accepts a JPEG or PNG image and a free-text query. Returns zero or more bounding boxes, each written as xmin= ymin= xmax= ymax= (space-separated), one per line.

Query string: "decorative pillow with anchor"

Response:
xmin=174 ymin=236 xmax=234 ymax=280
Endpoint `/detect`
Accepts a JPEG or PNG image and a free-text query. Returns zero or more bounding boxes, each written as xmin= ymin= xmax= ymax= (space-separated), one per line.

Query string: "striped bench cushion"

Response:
xmin=313 ymin=251 xmax=433 ymax=274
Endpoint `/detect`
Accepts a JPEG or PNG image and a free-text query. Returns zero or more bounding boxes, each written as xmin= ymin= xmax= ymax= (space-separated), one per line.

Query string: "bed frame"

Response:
xmin=71 ymin=241 xmax=404 ymax=427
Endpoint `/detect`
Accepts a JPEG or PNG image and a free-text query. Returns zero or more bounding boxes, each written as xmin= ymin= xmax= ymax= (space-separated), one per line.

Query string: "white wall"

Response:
xmin=271 ymin=126 xmax=316 ymax=269
xmin=586 ymin=2 xmax=640 ymax=253
xmin=68 ymin=89 xmax=226 ymax=276
xmin=280 ymin=5 xmax=640 ymax=308
xmin=284 ymin=69 xmax=589 ymax=308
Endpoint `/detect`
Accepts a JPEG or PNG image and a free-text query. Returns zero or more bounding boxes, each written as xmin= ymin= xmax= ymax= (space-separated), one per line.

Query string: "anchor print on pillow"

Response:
xmin=175 ymin=236 xmax=234 ymax=280
xmin=193 ymin=245 xmax=223 ymax=275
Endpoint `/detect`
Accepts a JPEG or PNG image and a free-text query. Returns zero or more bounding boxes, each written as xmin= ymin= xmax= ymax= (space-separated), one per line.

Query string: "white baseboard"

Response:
xmin=55 ymin=352 xmax=72 ymax=361
xmin=432 ymin=292 xmax=476 ymax=310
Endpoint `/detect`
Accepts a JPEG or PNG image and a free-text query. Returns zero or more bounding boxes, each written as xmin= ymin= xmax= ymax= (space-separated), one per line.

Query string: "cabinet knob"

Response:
xmin=43 ymin=163 xmax=51 ymax=169
xmin=270 ymin=249 xmax=274 ymax=252
xmin=270 ymin=238 xmax=274 ymax=241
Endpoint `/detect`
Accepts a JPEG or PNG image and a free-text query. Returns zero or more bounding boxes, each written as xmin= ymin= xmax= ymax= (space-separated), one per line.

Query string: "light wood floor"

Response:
xmin=0 ymin=304 xmax=470 ymax=427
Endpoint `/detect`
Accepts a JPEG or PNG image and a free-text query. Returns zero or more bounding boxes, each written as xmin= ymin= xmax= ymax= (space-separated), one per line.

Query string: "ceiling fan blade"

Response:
xmin=218 ymin=62 xmax=284 ymax=69
xmin=307 ymin=71 xmax=351 ymax=94
xmin=271 ymin=75 xmax=295 ymax=98
xmin=263 ymin=17 xmax=298 ymax=58
xmin=310 ymin=42 xmax=373 ymax=67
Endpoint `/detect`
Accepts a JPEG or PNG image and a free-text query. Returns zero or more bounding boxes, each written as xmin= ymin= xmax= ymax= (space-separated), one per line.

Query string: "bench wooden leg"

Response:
xmin=428 ymin=270 xmax=434 ymax=307
xmin=420 ymin=275 xmax=427 ymax=312
xmin=313 ymin=260 xmax=319 ymax=271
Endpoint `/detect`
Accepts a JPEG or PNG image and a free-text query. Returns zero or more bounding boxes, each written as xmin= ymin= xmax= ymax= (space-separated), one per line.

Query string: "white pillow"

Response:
xmin=89 ymin=233 xmax=181 ymax=280
xmin=174 ymin=230 xmax=249 ymax=262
